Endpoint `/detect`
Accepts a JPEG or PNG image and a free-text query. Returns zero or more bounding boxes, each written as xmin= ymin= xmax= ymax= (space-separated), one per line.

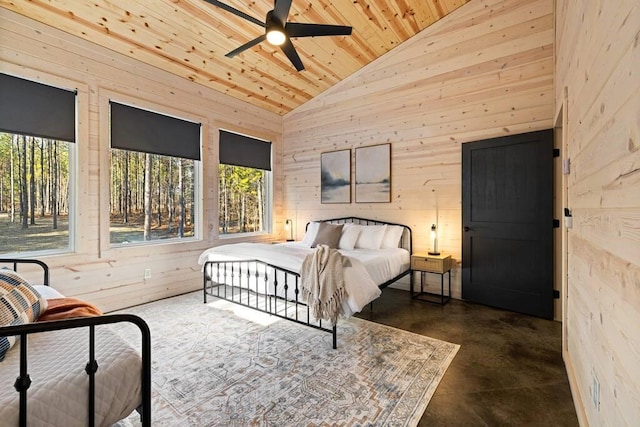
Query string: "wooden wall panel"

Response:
xmin=0 ymin=8 xmax=283 ymax=312
xmin=555 ymin=0 xmax=640 ymax=424
xmin=283 ymin=0 xmax=555 ymax=298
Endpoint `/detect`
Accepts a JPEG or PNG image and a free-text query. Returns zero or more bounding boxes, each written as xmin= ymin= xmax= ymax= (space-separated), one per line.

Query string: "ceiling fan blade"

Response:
xmin=225 ymin=34 xmax=267 ymax=58
xmin=286 ymin=23 xmax=352 ymax=38
xmin=280 ymin=39 xmax=305 ymax=71
xmin=203 ymin=0 xmax=265 ymax=28
xmin=272 ymin=0 xmax=293 ymax=24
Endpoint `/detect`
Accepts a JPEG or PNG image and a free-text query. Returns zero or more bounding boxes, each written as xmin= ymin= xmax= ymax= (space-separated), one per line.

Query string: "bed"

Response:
xmin=0 ymin=259 xmax=151 ymax=427
xmin=199 ymin=217 xmax=412 ymax=348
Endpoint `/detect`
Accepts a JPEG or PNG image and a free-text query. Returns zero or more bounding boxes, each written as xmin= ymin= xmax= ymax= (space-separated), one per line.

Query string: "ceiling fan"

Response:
xmin=204 ymin=0 xmax=352 ymax=71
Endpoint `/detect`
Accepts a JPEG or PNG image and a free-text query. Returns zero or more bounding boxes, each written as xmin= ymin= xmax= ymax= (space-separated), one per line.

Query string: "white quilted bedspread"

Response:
xmin=0 ymin=326 xmax=142 ymax=427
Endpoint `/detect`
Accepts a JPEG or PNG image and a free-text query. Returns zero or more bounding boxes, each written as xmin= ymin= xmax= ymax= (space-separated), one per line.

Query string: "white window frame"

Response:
xmin=217 ymin=129 xmax=273 ymax=238
xmin=99 ymin=91 xmax=204 ymax=255
xmin=0 ymin=70 xmax=84 ymax=258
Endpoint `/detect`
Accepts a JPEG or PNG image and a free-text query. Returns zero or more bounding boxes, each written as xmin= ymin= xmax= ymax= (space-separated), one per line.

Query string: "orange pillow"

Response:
xmin=38 ymin=297 xmax=102 ymax=322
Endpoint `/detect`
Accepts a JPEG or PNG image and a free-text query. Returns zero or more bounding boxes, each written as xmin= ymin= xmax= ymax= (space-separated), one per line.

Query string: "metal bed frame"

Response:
xmin=0 ymin=259 xmax=152 ymax=427
xmin=203 ymin=217 xmax=412 ymax=349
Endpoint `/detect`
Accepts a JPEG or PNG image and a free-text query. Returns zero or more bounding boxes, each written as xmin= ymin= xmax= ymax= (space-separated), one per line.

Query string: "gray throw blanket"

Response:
xmin=300 ymin=245 xmax=351 ymax=326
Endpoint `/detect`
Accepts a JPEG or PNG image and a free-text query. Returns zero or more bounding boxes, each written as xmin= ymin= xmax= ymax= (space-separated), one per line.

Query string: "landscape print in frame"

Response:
xmin=321 ymin=149 xmax=351 ymax=203
xmin=355 ymin=143 xmax=391 ymax=203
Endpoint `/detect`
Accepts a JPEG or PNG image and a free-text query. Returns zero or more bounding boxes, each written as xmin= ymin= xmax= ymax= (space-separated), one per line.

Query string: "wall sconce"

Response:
xmin=428 ymin=223 xmax=440 ymax=255
xmin=285 ymin=219 xmax=294 ymax=241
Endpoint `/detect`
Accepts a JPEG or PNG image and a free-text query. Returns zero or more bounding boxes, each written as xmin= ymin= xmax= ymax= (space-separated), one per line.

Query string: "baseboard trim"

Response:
xmin=388 ymin=282 xmax=410 ymax=291
xmin=564 ymin=348 xmax=588 ymax=426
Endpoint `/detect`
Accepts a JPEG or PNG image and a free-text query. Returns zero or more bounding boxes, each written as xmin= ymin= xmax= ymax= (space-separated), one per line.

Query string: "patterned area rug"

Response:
xmin=113 ymin=292 xmax=459 ymax=426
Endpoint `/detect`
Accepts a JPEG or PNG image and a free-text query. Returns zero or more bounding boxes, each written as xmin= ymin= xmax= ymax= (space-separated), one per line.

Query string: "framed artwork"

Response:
xmin=321 ymin=149 xmax=351 ymax=203
xmin=355 ymin=143 xmax=391 ymax=203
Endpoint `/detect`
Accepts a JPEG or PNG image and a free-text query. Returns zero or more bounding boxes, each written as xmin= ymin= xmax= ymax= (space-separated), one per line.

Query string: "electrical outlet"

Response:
xmin=144 ymin=268 xmax=151 ymax=280
xmin=592 ymin=373 xmax=600 ymax=410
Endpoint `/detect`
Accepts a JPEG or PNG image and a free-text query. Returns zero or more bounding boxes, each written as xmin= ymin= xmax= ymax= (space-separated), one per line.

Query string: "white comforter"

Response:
xmin=0 ymin=326 xmax=141 ymax=427
xmin=198 ymin=242 xmax=383 ymax=317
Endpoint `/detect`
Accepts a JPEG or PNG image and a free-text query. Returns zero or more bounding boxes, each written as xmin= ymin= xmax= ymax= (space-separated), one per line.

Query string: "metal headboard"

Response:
xmin=306 ymin=217 xmax=412 ymax=255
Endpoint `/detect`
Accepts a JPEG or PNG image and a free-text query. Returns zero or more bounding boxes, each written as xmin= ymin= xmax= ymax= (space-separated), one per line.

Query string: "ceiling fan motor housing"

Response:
xmin=265 ymin=10 xmax=286 ymax=45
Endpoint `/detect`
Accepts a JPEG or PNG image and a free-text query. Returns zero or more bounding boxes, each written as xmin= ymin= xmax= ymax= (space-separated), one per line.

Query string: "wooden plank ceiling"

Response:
xmin=0 ymin=0 xmax=470 ymax=115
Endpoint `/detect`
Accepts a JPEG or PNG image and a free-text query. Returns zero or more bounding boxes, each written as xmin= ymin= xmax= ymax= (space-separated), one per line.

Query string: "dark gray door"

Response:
xmin=462 ymin=130 xmax=554 ymax=319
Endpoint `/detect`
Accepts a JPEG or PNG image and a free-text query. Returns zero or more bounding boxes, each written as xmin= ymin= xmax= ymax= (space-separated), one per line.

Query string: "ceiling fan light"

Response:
xmin=266 ymin=29 xmax=286 ymax=46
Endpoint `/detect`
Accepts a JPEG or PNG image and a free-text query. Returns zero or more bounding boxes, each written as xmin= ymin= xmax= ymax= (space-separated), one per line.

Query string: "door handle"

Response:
xmin=464 ymin=226 xmax=471 ymax=232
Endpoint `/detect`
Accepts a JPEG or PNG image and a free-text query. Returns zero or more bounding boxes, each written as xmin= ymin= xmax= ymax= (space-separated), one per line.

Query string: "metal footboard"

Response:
xmin=203 ymin=259 xmax=338 ymax=349
xmin=0 ymin=258 xmax=151 ymax=427
xmin=202 ymin=217 xmax=413 ymax=351
xmin=0 ymin=315 xmax=152 ymax=427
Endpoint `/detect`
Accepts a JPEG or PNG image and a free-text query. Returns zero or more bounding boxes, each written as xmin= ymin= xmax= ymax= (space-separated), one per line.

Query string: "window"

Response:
xmin=219 ymin=164 xmax=268 ymax=234
xmin=0 ymin=74 xmax=76 ymax=255
xmin=219 ymin=130 xmax=271 ymax=235
xmin=109 ymin=102 xmax=200 ymax=244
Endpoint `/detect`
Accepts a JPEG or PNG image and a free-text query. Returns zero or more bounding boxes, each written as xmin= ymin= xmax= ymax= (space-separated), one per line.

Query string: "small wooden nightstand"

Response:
xmin=411 ymin=252 xmax=452 ymax=305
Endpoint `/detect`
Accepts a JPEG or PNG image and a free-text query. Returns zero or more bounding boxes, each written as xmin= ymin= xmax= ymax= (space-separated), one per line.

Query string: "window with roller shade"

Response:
xmin=109 ymin=101 xmax=201 ymax=244
xmin=0 ymin=73 xmax=76 ymax=255
xmin=219 ymin=130 xmax=272 ymax=235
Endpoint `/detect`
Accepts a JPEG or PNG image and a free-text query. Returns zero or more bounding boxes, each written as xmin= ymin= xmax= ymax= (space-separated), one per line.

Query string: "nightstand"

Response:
xmin=411 ymin=252 xmax=452 ymax=305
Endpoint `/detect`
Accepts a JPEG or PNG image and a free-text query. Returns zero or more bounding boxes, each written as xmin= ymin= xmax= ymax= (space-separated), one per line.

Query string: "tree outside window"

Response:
xmin=109 ymin=150 xmax=196 ymax=244
xmin=218 ymin=164 xmax=266 ymax=234
xmin=0 ymin=132 xmax=72 ymax=254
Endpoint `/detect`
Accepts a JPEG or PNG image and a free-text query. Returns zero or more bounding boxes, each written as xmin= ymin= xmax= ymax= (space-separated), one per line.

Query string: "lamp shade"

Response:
xmin=428 ymin=223 xmax=440 ymax=255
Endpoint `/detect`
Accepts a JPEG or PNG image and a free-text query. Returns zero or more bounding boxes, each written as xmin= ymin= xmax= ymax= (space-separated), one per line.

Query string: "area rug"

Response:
xmin=112 ymin=292 xmax=459 ymax=427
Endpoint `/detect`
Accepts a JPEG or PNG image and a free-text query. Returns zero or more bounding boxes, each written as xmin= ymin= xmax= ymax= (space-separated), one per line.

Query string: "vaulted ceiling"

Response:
xmin=0 ymin=0 xmax=470 ymax=115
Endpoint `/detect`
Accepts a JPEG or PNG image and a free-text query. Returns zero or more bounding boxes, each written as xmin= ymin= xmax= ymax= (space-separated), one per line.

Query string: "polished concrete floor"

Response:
xmin=355 ymin=288 xmax=579 ymax=426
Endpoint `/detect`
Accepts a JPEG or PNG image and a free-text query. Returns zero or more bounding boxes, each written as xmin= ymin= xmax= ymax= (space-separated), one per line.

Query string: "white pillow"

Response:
xmin=301 ymin=221 xmax=320 ymax=247
xmin=33 ymin=285 xmax=65 ymax=299
xmin=338 ymin=224 xmax=361 ymax=250
xmin=381 ymin=225 xmax=404 ymax=249
xmin=355 ymin=225 xmax=387 ymax=250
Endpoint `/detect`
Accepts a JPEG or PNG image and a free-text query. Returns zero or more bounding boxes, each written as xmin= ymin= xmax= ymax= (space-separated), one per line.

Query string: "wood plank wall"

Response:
xmin=0 ymin=8 xmax=284 ymax=312
xmin=283 ymin=0 xmax=555 ymax=298
xmin=555 ymin=0 xmax=640 ymax=425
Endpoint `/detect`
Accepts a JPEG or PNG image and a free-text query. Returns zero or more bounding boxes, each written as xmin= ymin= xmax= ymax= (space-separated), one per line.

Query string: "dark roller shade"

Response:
xmin=0 ymin=73 xmax=76 ymax=142
xmin=219 ymin=130 xmax=271 ymax=171
xmin=110 ymin=101 xmax=201 ymax=160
